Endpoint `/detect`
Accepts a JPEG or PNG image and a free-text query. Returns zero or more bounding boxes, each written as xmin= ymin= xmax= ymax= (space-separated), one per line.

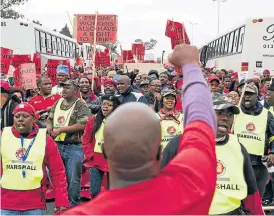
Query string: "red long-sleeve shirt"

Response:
xmin=82 ymin=116 xmax=108 ymax=172
xmin=28 ymin=94 xmax=61 ymax=112
xmin=0 ymin=124 xmax=69 ymax=210
xmin=63 ymin=120 xmax=216 ymax=215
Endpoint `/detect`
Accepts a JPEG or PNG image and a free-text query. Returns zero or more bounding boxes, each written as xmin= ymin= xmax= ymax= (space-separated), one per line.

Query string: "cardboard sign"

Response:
xmin=132 ymin=44 xmax=145 ymax=62
xmin=13 ymin=69 xmax=20 ymax=88
xmin=95 ymin=52 xmax=111 ymax=67
xmin=1 ymin=47 xmax=13 ymax=74
xmin=76 ymin=14 xmax=118 ymax=44
xmin=18 ymin=63 xmax=37 ymax=90
xmin=32 ymin=53 xmax=42 ymax=75
xmin=124 ymin=63 xmax=165 ymax=75
xmin=165 ymin=20 xmax=183 ymax=37
xmin=12 ymin=54 xmax=31 ymax=69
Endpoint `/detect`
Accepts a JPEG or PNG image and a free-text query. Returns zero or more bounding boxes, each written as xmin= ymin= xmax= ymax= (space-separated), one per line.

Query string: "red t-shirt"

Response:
xmin=62 ymin=121 xmax=216 ymax=215
xmin=28 ymin=94 xmax=61 ymax=112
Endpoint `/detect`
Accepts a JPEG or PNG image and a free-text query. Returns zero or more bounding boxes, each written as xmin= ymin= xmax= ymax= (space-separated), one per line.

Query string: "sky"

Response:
xmin=17 ymin=0 xmax=274 ymax=60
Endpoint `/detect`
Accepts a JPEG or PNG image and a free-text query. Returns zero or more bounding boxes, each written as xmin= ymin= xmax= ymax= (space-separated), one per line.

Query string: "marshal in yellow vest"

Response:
xmin=0 ymin=127 xmax=46 ymax=190
xmin=209 ymin=134 xmax=247 ymax=215
xmin=158 ymin=113 xmax=184 ymax=151
xmin=233 ymin=108 xmax=268 ymax=156
xmin=94 ymin=120 xmax=105 ymax=154
xmin=53 ymin=98 xmax=79 ymax=142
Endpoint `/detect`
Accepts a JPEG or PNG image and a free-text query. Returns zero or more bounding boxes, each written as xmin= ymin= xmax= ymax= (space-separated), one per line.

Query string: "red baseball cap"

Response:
xmin=231 ymin=72 xmax=238 ymax=78
xmin=13 ymin=103 xmax=39 ymax=119
xmin=104 ymin=79 xmax=117 ymax=87
xmin=0 ymin=80 xmax=12 ymax=92
xmin=263 ymin=69 xmax=270 ymax=74
xmin=207 ymin=75 xmax=220 ymax=84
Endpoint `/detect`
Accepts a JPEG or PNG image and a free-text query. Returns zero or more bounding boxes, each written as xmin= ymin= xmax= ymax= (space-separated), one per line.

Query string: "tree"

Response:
xmin=1 ymin=0 xmax=29 ymax=19
xmin=134 ymin=38 xmax=158 ymax=50
xmin=59 ymin=24 xmax=72 ymax=38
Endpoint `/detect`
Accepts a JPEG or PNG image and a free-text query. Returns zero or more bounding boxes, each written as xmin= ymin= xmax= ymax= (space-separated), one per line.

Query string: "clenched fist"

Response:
xmin=169 ymin=44 xmax=199 ymax=68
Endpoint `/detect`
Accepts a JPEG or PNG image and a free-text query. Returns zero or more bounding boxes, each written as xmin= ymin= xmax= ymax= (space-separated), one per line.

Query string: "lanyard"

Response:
xmin=20 ymin=130 xmax=38 ymax=178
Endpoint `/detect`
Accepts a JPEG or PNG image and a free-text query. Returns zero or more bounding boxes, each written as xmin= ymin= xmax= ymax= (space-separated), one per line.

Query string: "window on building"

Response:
xmin=35 ymin=30 xmax=41 ymax=53
xmin=228 ymin=31 xmax=235 ymax=54
xmin=232 ymin=28 xmax=240 ymax=53
xmin=46 ymin=34 xmax=52 ymax=54
xmin=237 ymin=26 xmax=245 ymax=53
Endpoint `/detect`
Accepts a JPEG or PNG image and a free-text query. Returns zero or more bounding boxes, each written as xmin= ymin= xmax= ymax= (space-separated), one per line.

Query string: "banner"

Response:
xmin=12 ymin=54 xmax=31 ymax=69
xmin=18 ymin=63 xmax=37 ymax=90
xmin=76 ymin=14 xmax=118 ymax=44
xmin=1 ymin=47 xmax=13 ymax=75
xmin=32 ymin=53 xmax=42 ymax=75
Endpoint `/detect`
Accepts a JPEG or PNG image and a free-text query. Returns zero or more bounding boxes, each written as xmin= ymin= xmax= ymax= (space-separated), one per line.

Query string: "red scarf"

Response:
xmin=159 ymin=108 xmax=180 ymax=124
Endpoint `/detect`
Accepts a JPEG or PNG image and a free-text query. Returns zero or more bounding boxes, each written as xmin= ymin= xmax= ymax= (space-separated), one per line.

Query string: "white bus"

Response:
xmin=199 ymin=17 xmax=274 ymax=80
xmin=0 ymin=19 xmax=92 ymax=69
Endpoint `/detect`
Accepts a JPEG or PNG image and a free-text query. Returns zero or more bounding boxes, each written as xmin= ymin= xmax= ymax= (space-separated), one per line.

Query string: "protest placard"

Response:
xmin=12 ymin=54 xmax=31 ymax=68
xmin=95 ymin=52 xmax=111 ymax=67
xmin=122 ymin=50 xmax=134 ymax=62
xmin=1 ymin=47 xmax=13 ymax=74
xmin=18 ymin=63 xmax=37 ymax=90
xmin=33 ymin=53 xmax=41 ymax=75
xmin=76 ymin=14 xmax=117 ymax=44
xmin=46 ymin=59 xmax=59 ymax=86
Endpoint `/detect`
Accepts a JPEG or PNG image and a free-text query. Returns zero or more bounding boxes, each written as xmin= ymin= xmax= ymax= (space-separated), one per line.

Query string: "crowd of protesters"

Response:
xmin=0 ymin=44 xmax=274 ymax=215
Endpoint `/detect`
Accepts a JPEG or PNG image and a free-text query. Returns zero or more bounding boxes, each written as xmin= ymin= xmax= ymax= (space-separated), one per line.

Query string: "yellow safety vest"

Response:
xmin=209 ymin=134 xmax=247 ymax=215
xmin=0 ymin=127 xmax=46 ymax=190
xmin=158 ymin=113 xmax=184 ymax=150
xmin=94 ymin=120 xmax=105 ymax=153
xmin=53 ymin=98 xmax=79 ymax=141
xmin=233 ymin=108 xmax=268 ymax=156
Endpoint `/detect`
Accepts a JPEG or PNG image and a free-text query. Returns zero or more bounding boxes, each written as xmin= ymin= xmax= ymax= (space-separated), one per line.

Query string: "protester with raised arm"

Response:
xmin=62 ymin=44 xmax=217 ymax=215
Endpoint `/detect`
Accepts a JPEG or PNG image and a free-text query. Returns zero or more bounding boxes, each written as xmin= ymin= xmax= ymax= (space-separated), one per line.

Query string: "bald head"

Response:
xmin=103 ymin=103 xmax=161 ymax=182
xmin=117 ymin=75 xmax=131 ymax=94
xmin=117 ymin=75 xmax=131 ymax=84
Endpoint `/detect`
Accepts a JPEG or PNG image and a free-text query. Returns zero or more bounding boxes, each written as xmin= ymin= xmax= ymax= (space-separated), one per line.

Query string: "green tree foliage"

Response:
xmin=134 ymin=38 xmax=158 ymax=50
xmin=59 ymin=24 xmax=72 ymax=38
xmin=1 ymin=0 xmax=28 ymax=19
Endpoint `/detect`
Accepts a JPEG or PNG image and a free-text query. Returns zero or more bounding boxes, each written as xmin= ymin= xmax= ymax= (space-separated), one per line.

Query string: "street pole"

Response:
xmin=213 ymin=0 xmax=227 ymax=35
xmin=189 ymin=21 xmax=198 ymax=45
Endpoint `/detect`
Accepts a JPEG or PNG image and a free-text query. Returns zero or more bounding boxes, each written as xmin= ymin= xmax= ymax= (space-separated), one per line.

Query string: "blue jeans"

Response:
xmin=0 ymin=209 xmax=42 ymax=215
xmin=57 ymin=143 xmax=83 ymax=207
xmin=89 ymin=167 xmax=104 ymax=198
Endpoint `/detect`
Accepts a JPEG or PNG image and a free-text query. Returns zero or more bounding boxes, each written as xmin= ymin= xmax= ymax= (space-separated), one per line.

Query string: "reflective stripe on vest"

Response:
xmin=0 ymin=127 xmax=46 ymax=190
xmin=209 ymin=134 xmax=247 ymax=215
xmin=233 ymin=108 xmax=267 ymax=156
xmin=53 ymin=98 xmax=79 ymax=141
xmin=158 ymin=113 xmax=183 ymax=150
xmin=94 ymin=120 xmax=105 ymax=153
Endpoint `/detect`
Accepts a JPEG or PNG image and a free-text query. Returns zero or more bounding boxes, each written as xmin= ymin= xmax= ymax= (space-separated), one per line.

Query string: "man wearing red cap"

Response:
xmin=0 ymin=80 xmax=20 ymax=131
xmin=208 ymin=75 xmax=221 ymax=93
xmin=0 ymin=103 xmax=69 ymax=215
xmin=263 ymin=69 xmax=271 ymax=79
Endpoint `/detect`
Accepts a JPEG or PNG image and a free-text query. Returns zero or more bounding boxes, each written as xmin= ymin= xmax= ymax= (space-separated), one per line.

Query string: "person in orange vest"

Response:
xmin=0 ymin=103 xmax=69 ymax=215
xmin=62 ymin=44 xmax=217 ymax=215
